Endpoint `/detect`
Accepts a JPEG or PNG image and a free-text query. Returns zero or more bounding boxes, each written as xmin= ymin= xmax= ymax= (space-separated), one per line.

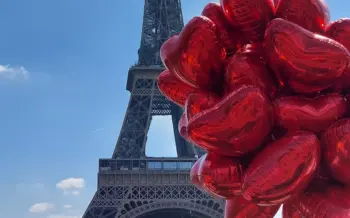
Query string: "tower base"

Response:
xmin=82 ymin=158 xmax=225 ymax=218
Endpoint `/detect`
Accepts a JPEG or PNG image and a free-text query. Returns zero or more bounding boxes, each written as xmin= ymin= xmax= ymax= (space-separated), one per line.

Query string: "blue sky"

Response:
xmin=0 ymin=0 xmax=348 ymax=218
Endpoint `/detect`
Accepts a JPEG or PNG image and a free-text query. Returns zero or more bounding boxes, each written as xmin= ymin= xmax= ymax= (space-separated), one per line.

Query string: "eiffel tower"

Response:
xmin=82 ymin=1 xmax=225 ymax=217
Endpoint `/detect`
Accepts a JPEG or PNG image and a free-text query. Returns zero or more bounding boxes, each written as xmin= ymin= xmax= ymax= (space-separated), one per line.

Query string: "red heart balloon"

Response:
xmin=274 ymin=93 xmax=348 ymax=133
xmin=202 ymin=2 xmax=241 ymax=54
xmin=264 ymin=18 xmax=349 ymax=94
xmin=284 ymin=183 xmax=350 ymax=217
xmin=178 ymin=113 xmax=189 ymax=140
xmin=225 ymin=44 xmax=277 ymax=97
xmin=326 ymin=19 xmax=350 ymax=51
xmin=322 ymin=119 xmax=350 ymax=186
xmin=220 ymin=0 xmax=274 ymax=42
xmin=242 ymin=131 xmax=320 ymax=206
xmin=190 ymin=154 xmax=207 ymax=190
xmin=225 ymin=196 xmax=281 ymax=218
xmin=326 ymin=19 xmax=350 ymax=91
xmin=185 ymin=92 xmax=219 ymax=121
xmin=333 ymin=63 xmax=350 ymax=91
xmin=199 ymin=152 xmax=243 ymax=199
xmin=282 ymin=179 xmax=326 ymax=218
xmin=158 ymin=70 xmax=199 ymax=107
xmin=188 ymin=85 xmax=273 ymax=157
xmin=275 ymin=0 xmax=330 ymax=33
xmin=160 ymin=16 xmax=226 ymax=91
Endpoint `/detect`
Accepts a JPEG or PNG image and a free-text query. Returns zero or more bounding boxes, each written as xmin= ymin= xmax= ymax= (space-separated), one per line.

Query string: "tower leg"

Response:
xmin=112 ymin=78 xmax=155 ymax=158
xmin=171 ymin=103 xmax=196 ymax=158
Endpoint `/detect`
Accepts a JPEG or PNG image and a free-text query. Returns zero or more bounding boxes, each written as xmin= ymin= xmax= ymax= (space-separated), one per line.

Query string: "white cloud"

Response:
xmin=56 ymin=178 xmax=85 ymax=191
xmin=56 ymin=178 xmax=85 ymax=196
xmin=0 ymin=64 xmax=28 ymax=80
xmin=63 ymin=205 xmax=72 ymax=209
xmin=48 ymin=215 xmax=80 ymax=218
xmin=29 ymin=202 xmax=54 ymax=213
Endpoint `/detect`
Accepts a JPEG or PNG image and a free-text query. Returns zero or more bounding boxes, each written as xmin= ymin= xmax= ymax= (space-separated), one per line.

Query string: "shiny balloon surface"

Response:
xmin=275 ymin=0 xmax=330 ymax=33
xmin=326 ymin=19 xmax=350 ymax=90
xmin=190 ymin=155 xmax=207 ymax=190
xmin=188 ymin=85 xmax=273 ymax=157
xmin=202 ymin=2 xmax=240 ymax=53
xmin=225 ymin=196 xmax=280 ymax=218
xmin=185 ymin=92 xmax=219 ymax=121
xmin=199 ymin=152 xmax=243 ymax=199
xmin=158 ymin=70 xmax=199 ymax=107
xmin=274 ymin=94 xmax=348 ymax=133
xmin=225 ymin=44 xmax=276 ymax=97
xmin=221 ymin=0 xmax=274 ymax=42
xmin=283 ymin=183 xmax=350 ymax=217
xmin=242 ymin=131 xmax=320 ymax=205
xmin=327 ymin=18 xmax=350 ymax=51
xmin=322 ymin=119 xmax=350 ymax=186
xmin=160 ymin=16 xmax=226 ymax=91
xmin=265 ymin=18 xmax=349 ymax=94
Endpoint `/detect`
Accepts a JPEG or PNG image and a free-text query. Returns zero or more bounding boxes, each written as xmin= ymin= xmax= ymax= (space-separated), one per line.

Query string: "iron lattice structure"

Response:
xmin=137 ymin=0 xmax=184 ymax=66
xmin=83 ymin=1 xmax=223 ymax=217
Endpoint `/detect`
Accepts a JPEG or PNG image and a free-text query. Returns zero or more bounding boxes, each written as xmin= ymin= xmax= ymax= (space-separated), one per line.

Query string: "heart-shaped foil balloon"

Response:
xmin=221 ymin=0 xmax=275 ymax=42
xmin=274 ymin=93 xmax=348 ymax=133
xmin=225 ymin=195 xmax=281 ymax=218
xmin=225 ymin=44 xmax=277 ymax=97
xmin=322 ymin=119 xmax=350 ymax=186
xmin=283 ymin=183 xmax=350 ymax=217
xmin=242 ymin=131 xmax=320 ymax=206
xmin=326 ymin=19 xmax=350 ymax=91
xmin=275 ymin=0 xmax=330 ymax=33
xmin=185 ymin=92 xmax=219 ymax=121
xmin=190 ymin=154 xmax=207 ymax=190
xmin=264 ymin=18 xmax=350 ymax=94
xmin=333 ymin=62 xmax=350 ymax=92
xmin=160 ymin=16 xmax=226 ymax=91
xmin=202 ymin=2 xmax=241 ymax=54
xmin=199 ymin=152 xmax=243 ymax=199
xmin=187 ymin=85 xmax=273 ymax=157
xmin=282 ymin=179 xmax=328 ymax=218
xmin=157 ymin=70 xmax=199 ymax=107
xmin=326 ymin=18 xmax=350 ymax=51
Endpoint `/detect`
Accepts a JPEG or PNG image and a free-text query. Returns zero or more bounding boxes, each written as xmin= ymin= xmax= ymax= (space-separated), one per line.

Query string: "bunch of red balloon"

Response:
xmin=158 ymin=0 xmax=350 ymax=217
